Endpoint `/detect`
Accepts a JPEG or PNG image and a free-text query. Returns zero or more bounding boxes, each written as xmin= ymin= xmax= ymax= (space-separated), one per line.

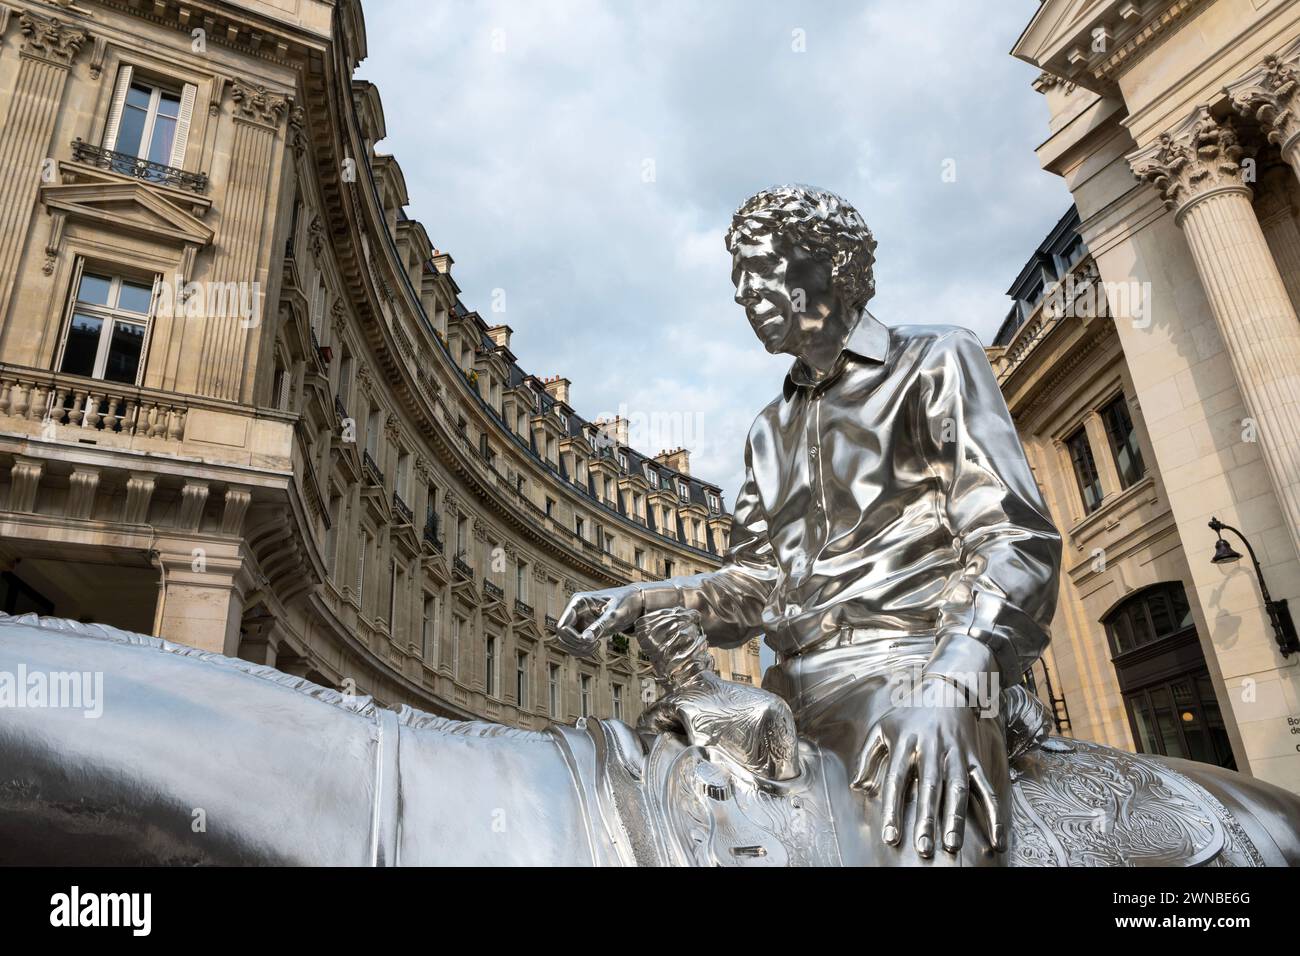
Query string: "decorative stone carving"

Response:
xmin=1226 ymin=44 xmax=1300 ymax=157
xmin=8 ymin=456 xmax=43 ymax=514
xmin=229 ymin=79 xmax=290 ymax=128
xmin=178 ymin=480 xmax=210 ymax=532
xmin=18 ymin=12 xmax=88 ymax=67
xmin=222 ymin=488 xmax=252 ymax=536
xmin=66 ymin=467 xmax=99 ymax=521
xmin=308 ymin=214 xmax=325 ymax=257
xmin=1128 ymin=107 xmax=1250 ymax=217
xmin=287 ymin=105 xmax=307 ymax=158
xmin=123 ymin=474 xmax=157 ymax=525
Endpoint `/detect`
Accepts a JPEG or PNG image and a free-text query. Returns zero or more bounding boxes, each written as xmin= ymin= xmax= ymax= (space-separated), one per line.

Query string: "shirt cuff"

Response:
xmin=923 ymin=633 xmax=998 ymax=698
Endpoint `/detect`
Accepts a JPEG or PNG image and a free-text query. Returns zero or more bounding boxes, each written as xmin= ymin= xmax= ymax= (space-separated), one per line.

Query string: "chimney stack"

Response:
xmin=655 ymin=447 xmax=691 ymax=475
xmin=486 ymin=325 xmax=512 ymax=350
xmin=542 ymin=375 xmax=571 ymax=405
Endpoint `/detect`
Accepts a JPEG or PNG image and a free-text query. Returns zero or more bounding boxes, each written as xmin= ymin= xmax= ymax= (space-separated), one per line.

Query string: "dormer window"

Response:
xmin=617 ymin=452 xmax=628 ymax=470
xmin=646 ymin=468 xmax=659 ymax=488
xmin=677 ymin=480 xmax=690 ymax=502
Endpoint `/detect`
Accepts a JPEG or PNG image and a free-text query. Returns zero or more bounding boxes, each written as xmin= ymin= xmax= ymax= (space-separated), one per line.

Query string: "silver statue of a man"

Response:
xmin=558 ymin=184 xmax=1061 ymax=866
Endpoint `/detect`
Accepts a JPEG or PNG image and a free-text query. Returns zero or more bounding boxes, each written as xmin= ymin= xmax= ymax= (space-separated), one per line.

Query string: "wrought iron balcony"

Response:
xmin=71 ymin=138 xmax=209 ymax=193
xmin=453 ymin=554 xmax=473 ymax=578
xmin=392 ymin=492 xmax=413 ymax=525
xmin=545 ymin=615 xmax=559 ymax=631
xmin=483 ymin=579 xmax=505 ymax=602
xmin=334 ymin=394 xmax=348 ymax=422
xmin=423 ymin=516 xmax=443 ymax=552
xmin=362 ymin=451 xmax=384 ymax=487
xmin=515 ymin=599 xmax=533 ymax=617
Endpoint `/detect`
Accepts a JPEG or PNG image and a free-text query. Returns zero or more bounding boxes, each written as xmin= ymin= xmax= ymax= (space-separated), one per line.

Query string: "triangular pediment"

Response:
xmin=40 ymin=181 xmax=213 ymax=247
xmin=1012 ymin=0 xmax=1207 ymax=92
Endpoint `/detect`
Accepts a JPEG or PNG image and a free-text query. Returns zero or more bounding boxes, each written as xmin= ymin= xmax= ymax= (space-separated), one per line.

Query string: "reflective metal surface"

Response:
xmin=1 ymin=185 xmax=1297 ymax=867
xmin=0 ymin=611 xmax=1296 ymax=866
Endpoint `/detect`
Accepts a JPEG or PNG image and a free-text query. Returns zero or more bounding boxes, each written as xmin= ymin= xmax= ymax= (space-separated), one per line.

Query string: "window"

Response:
xmin=646 ymin=468 xmax=659 ymax=488
xmin=1104 ymin=583 xmax=1233 ymax=770
xmin=365 ymin=406 xmax=381 ymax=459
xmin=421 ymin=593 xmax=438 ymax=660
xmin=707 ymin=492 xmax=721 ymax=513
xmin=664 ymin=559 xmax=674 ymax=578
xmin=574 ymin=515 xmax=585 ymax=540
xmin=545 ymin=497 xmax=555 ymax=518
xmin=485 ymin=635 xmax=498 ymax=697
xmin=580 ymin=674 xmax=592 ymax=717
xmin=326 ymin=493 xmax=341 ymax=575
xmin=1101 ymin=395 xmax=1146 ymax=490
xmin=389 ymin=560 xmax=402 ymax=632
xmin=678 ymin=480 xmax=690 ymax=502
xmin=516 ymin=561 xmax=528 ymax=603
xmin=548 ymin=663 xmax=561 ymax=717
xmin=612 ymin=683 xmax=624 ymax=722
xmin=395 ymin=449 xmax=410 ymax=502
xmin=617 ymin=452 xmax=628 ymax=470
xmin=1105 ymin=583 xmax=1194 ymax=656
xmin=1065 ymin=427 xmax=1103 ymax=514
xmin=456 ymin=515 xmax=469 ymax=557
xmin=516 ymin=651 xmax=529 ymax=709
xmin=451 ymin=616 xmax=463 ymax=680
xmin=102 ymin=68 xmax=196 ymax=174
xmin=356 ymin=530 xmax=370 ymax=610
xmin=59 ymin=271 xmax=154 ymax=385
xmin=635 ymin=548 xmax=646 ymax=570
xmin=336 ymin=349 xmax=354 ymax=415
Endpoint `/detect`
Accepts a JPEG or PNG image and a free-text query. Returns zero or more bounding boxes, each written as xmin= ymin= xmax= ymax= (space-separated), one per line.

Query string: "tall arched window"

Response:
xmin=1103 ymin=582 xmax=1234 ymax=770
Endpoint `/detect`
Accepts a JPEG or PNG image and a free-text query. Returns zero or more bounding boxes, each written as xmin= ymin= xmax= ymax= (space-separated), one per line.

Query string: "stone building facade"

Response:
xmin=1010 ymin=0 xmax=1300 ymax=792
xmin=0 ymin=0 xmax=754 ymax=730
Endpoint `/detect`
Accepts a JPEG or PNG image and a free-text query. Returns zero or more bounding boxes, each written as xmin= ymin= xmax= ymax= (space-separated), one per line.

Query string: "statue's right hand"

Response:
xmin=555 ymin=586 xmax=644 ymax=656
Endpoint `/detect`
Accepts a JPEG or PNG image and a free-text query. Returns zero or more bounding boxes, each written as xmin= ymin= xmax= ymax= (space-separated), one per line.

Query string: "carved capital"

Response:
xmin=1227 ymin=44 xmax=1300 ymax=155
xmin=18 ymin=12 xmax=88 ymax=67
xmin=1129 ymin=107 xmax=1251 ymax=217
xmin=229 ymin=79 xmax=290 ymax=129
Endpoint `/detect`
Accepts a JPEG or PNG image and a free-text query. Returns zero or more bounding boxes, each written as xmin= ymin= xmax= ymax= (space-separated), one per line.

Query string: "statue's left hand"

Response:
xmin=851 ymin=677 xmax=1008 ymax=859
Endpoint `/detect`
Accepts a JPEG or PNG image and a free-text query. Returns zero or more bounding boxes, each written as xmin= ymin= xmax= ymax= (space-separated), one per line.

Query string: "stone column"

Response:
xmin=1130 ymin=107 xmax=1300 ymax=561
xmin=151 ymin=544 xmax=251 ymax=657
xmin=1228 ymin=42 xmax=1300 ymax=187
xmin=0 ymin=12 xmax=88 ymax=322
xmin=195 ymin=79 xmax=289 ymax=402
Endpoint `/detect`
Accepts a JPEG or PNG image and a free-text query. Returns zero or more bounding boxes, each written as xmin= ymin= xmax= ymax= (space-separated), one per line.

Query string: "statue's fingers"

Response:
xmin=879 ymin=735 xmax=915 ymax=847
xmin=851 ymin=725 xmax=888 ymax=792
xmin=581 ymin=605 xmax=626 ymax=644
xmin=556 ymin=595 xmax=595 ymax=634
xmin=970 ymin=763 xmax=1006 ymax=852
xmin=940 ymin=749 xmax=969 ymax=854
xmin=913 ymin=744 xmax=941 ymax=859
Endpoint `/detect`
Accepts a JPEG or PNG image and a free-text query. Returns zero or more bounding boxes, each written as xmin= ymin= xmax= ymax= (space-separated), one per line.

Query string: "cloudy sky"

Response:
xmin=358 ymin=0 xmax=1070 ymax=505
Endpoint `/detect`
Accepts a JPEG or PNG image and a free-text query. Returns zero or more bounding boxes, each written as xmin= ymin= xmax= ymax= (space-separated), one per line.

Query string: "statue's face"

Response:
xmin=730 ymin=229 xmax=838 ymax=356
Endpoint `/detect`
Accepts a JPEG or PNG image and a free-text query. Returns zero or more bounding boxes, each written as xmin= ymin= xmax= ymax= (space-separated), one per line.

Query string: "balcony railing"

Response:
xmin=362 ymin=450 xmax=384 ymax=487
xmin=453 ymin=555 xmax=473 ymax=578
xmin=423 ymin=516 xmax=443 ymax=552
xmin=0 ymin=366 xmax=187 ymax=439
xmin=483 ymin=579 xmax=504 ymax=602
xmin=334 ymin=394 xmax=348 ymax=422
xmin=515 ymin=599 xmax=533 ymax=617
xmin=545 ymin=615 xmax=559 ymax=631
xmin=392 ymin=492 xmax=413 ymax=524
xmin=71 ymin=138 xmax=209 ymax=193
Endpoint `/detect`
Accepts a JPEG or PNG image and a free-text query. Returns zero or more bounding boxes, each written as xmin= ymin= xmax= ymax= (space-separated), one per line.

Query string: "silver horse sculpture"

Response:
xmin=0 ymin=609 xmax=1296 ymax=866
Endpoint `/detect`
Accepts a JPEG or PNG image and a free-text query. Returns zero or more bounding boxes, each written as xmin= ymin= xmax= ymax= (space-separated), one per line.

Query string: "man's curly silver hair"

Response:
xmin=724 ymin=184 xmax=878 ymax=308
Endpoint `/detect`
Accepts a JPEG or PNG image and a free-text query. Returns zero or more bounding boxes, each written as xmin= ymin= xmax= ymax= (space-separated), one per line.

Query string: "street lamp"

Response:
xmin=1208 ymin=516 xmax=1300 ymax=657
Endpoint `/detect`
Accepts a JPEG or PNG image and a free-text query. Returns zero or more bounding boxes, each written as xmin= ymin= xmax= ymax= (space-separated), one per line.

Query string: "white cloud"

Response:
xmin=358 ymin=0 xmax=1067 ymax=504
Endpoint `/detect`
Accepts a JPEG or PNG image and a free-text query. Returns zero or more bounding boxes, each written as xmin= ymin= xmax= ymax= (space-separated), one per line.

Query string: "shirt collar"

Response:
xmin=783 ymin=310 xmax=890 ymax=400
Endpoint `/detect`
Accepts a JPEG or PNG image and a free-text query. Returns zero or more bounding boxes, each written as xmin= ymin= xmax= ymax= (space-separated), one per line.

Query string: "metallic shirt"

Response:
xmin=644 ymin=311 xmax=1062 ymax=687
